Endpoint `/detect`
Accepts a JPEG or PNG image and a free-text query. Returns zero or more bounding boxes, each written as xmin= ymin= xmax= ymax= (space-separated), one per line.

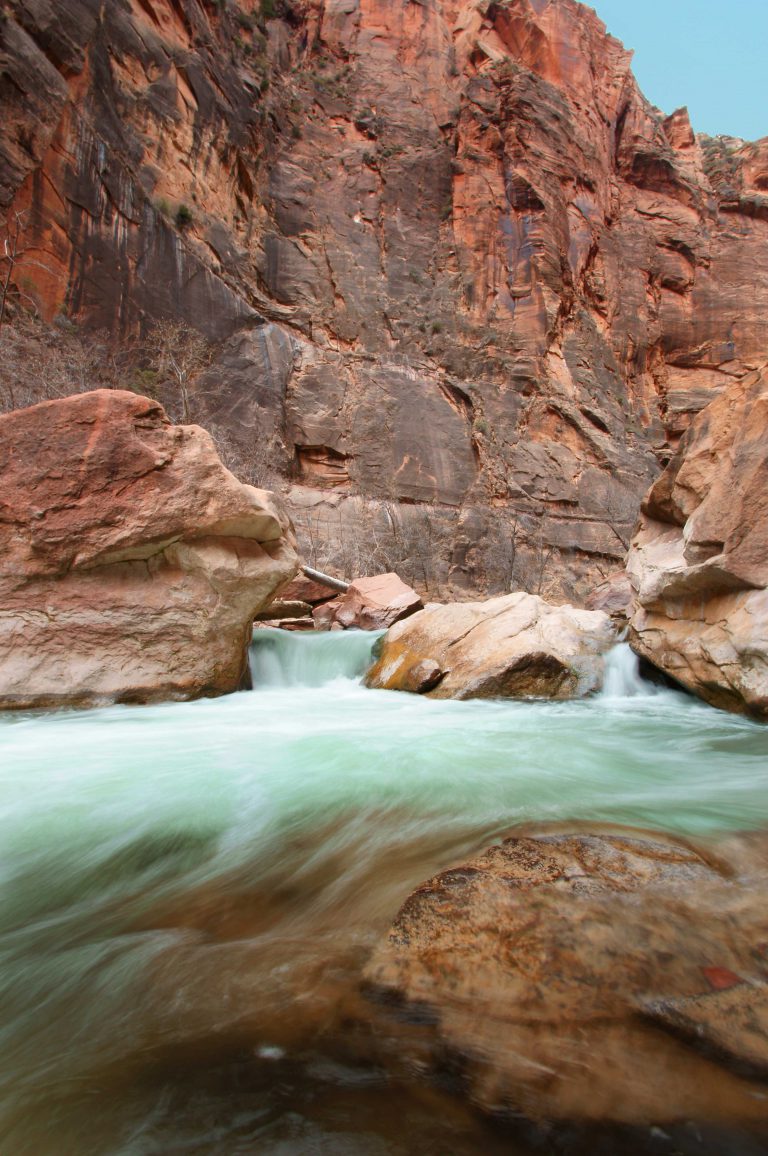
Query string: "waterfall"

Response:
xmin=249 ymin=627 xmax=382 ymax=688
xmin=600 ymin=643 xmax=658 ymax=699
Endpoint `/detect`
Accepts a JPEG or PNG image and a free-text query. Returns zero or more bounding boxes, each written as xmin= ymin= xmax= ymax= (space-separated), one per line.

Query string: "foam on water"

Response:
xmin=249 ymin=627 xmax=383 ymax=688
xmin=1 ymin=630 xmax=767 ymax=1153
xmin=600 ymin=642 xmax=659 ymax=699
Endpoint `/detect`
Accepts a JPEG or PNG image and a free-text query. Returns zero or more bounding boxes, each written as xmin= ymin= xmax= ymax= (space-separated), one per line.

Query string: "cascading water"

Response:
xmin=599 ymin=642 xmax=659 ymax=699
xmin=249 ymin=627 xmax=384 ymax=688
xmin=2 ymin=630 xmax=768 ymax=1154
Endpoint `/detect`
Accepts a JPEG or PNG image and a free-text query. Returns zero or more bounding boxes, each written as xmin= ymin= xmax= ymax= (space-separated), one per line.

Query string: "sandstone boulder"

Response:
xmin=585 ymin=570 xmax=634 ymax=620
xmin=254 ymin=599 xmax=312 ymax=622
xmin=278 ymin=573 xmax=338 ymax=606
xmin=363 ymin=826 xmax=768 ymax=1125
xmin=272 ymin=618 xmax=315 ymax=632
xmin=627 ymin=368 xmax=768 ymax=717
xmin=0 ymin=390 xmax=298 ymax=708
xmin=364 ymin=593 xmax=615 ymax=698
xmin=313 ymin=573 xmax=423 ymax=632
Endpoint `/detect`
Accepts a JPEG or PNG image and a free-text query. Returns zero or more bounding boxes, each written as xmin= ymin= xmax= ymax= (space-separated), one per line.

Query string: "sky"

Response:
xmin=591 ymin=0 xmax=768 ymax=141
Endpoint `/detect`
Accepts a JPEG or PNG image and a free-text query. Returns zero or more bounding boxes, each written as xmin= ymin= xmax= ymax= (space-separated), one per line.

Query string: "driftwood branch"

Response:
xmin=301 ymin=565 xmax=350 ymax=593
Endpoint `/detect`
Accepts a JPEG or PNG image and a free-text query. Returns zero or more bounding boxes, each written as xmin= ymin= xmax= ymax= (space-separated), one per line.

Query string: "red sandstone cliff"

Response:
xmin=2 ymin=0 xmax=768 ymax=598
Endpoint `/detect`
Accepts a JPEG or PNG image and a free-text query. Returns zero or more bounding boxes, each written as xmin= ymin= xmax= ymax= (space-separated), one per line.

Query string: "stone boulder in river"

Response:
xmin=313 ymin=572 xmax=423 ymax=631
xmin=364 ymin=593 xmax=615 ymax=698
xmin=627 ymin=368 xmax=768 ymax=717
xmin=363 ymin=826 xmax=768 ymax=1127
xmin=0 ymin=390 xmax=298 ymax=708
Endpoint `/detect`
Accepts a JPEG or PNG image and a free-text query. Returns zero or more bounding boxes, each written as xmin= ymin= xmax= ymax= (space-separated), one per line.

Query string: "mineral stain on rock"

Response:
xmin=2 ymin=5 xmax=768 ymax=1149
xmin=4 ymin=0 xmax=768 ymax=597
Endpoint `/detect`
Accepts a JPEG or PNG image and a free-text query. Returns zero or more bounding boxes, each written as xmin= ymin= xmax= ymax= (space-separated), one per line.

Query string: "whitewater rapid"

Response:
xmin=1 ymin=630 xmax=767 ymax=1154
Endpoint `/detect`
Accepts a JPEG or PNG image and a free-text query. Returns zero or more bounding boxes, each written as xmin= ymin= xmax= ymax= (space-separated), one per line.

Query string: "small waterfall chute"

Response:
xmin=600 ymin=643 xmax=658 ymax=700
xmin=249 ymin=628 xmax=382 ymax=689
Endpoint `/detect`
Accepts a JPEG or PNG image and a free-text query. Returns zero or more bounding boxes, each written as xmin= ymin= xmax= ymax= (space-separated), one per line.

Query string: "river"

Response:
xmin=1 ymin=630 xmax=767 ymax=1154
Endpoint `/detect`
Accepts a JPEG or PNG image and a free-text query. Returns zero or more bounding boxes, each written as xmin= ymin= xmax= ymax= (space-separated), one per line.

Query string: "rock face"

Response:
xmin=364 ymin=827 xmax=768 ymax=1125
xmin=627 ymin=368 xmax=768 ymax=717
xmin=364 ymin=592 xmax=615 ymax=698
xmin=584 ymin=569 xmax=633 ymax=620
xmin=3 ymin=0 xmax=768 ymax=597
xmin=0 ymin=390 xmax=298 ymax=708
xmin=313 ymin=572 xmax=423 ymax=631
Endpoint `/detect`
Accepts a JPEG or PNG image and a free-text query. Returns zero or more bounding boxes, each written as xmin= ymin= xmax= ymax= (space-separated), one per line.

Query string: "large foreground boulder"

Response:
xmin=0 ymin=390 xmax=298 ymax=708
xmin=364 ymin=593 xmax=615 ymax=698
xmin=627 ymin=368 xmax=768 ymax=717
xmin=363 ymin=826 xmax=768 ymax=1126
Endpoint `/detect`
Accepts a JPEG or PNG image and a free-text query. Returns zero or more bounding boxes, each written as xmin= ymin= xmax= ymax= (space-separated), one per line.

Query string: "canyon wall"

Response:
xmin=2 ymin=0 xmax=768 ymax=598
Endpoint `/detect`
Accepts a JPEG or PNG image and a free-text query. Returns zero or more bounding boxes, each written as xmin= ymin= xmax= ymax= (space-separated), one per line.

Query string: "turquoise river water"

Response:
xmin=1 ymin=630 xmax=768 ymax=1154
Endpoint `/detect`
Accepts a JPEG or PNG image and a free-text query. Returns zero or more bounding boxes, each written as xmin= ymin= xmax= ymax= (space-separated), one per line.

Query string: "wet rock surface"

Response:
xmin=363 ymin=826 xmax=768 ymax=1126
xmin=364 ymin=593 xmax=615 ymax=698
xmin=642 ymin=981 xmax=768 ymax=1081
xmin=0 ymin=389 xmax=298 ymax=707
xmin=628 ymin=368 xmax=768 ymax=718
xmin=255 ymin=599 xmax=313 ymax=621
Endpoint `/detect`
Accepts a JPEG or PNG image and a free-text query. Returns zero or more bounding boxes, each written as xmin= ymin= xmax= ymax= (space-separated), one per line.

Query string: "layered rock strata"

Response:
xmin=0 ymin=389 xmax=298 ymax=708
xmin=364 ymin=592 xmax=615 ymax=698
xmin=3 ymin=1 xmax=768 ymax=596
xmin=364 ymin=826 xmax=768 ymax=1126
xmin=628 ymin=368 xmax=768 ymax=718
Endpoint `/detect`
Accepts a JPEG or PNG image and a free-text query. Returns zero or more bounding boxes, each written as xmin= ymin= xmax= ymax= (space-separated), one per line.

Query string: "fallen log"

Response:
xmin=301 ymin=565 xmax=350 ymax=593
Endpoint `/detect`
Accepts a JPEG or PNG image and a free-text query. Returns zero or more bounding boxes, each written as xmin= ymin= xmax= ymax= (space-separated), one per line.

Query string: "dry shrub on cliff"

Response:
xmin=140 ymin=319 xmax=213 ymax=424
xmin=293 ymin=499 xmax=451 ymax=593
xmin=462 ymin=511 xmax=559 ymax=599
xmin=0 ymin=315 xmax=123 ymax=412
xmin=205 ymin=421 xmax=286 ymax=491
xmin=0 ymin=314 xmax=217 ymax=423
xmin=292 ymin=495 xmax=556 ymax=597
xmin=0 ymin=312 xmax=288 ymax=499
xmin=0 ymin=211 xmax=59 ymax=339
